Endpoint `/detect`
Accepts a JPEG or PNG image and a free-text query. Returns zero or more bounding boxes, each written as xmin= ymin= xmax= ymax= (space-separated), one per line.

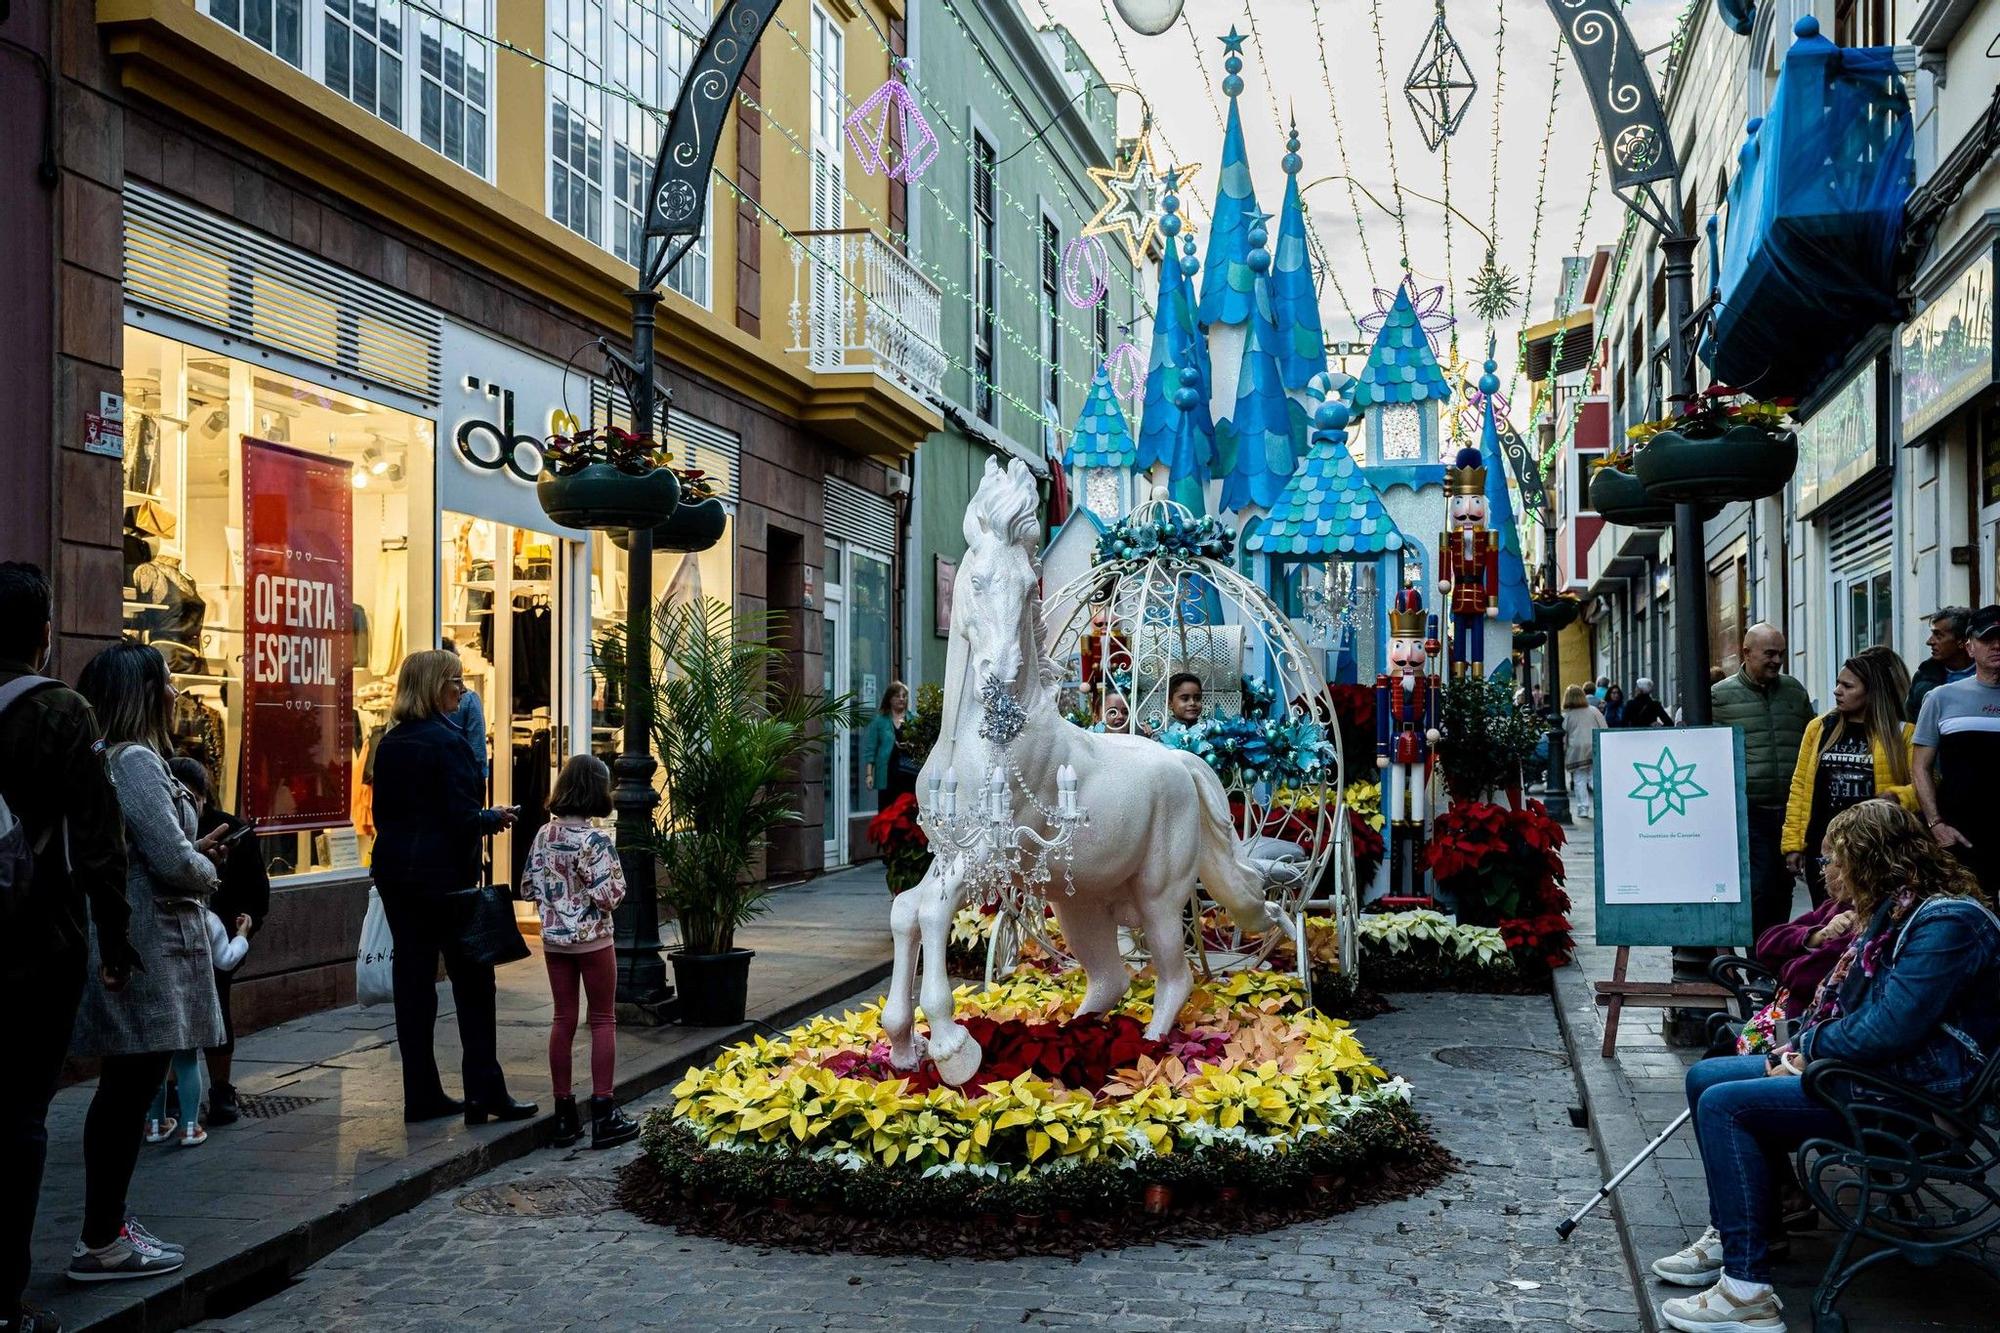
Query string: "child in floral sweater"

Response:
xmin=520 ymin=755 xmax=637 ymax=1150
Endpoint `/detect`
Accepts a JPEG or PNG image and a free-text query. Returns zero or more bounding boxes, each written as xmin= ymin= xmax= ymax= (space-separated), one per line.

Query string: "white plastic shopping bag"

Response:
xmin=356 ymin=886 xmax=395 ymax=1007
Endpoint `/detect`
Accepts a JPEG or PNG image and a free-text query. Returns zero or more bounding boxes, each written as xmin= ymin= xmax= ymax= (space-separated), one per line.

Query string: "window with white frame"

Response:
xmin=201 ymin=2 xmax=490 ymax=178
xmin=547 ymin=0 xmax=711 ymax=306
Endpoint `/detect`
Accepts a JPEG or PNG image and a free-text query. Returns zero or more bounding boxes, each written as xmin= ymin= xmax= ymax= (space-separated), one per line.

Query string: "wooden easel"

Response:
xmin=1594 ymin=946 xmax=1732 ymax=1058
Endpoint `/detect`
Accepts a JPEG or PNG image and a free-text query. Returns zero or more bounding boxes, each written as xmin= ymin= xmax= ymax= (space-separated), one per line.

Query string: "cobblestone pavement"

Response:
xmin=194 ymin=989 xmax=1642 ymax=1332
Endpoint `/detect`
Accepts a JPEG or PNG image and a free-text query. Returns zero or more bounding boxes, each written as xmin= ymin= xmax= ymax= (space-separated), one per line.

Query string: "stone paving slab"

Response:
xmin=1550 ymin=823 xmax=1995 ymax=1332
xmin=188 ymin=987 xmax=1644 ymax=1332
xmin=28 ymin=866 xmax=895 ymax=1332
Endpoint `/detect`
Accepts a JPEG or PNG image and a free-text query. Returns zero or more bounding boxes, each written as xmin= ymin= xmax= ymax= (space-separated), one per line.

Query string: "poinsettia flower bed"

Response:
xmin=619 ymin=969 xmax=1446 ymax=1254
xmin=1280 ymin=912 xmax=1552 ymax=1014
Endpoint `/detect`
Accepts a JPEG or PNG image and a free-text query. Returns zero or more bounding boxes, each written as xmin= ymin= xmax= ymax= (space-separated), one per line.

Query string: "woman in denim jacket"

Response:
xmin=1651 ymin=801 xmax=1999 ymax=1333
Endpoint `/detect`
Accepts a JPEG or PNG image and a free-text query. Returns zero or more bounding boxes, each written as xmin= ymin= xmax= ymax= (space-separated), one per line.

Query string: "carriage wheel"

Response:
xmin=984 ymin=909 xmax=1023 ymax=985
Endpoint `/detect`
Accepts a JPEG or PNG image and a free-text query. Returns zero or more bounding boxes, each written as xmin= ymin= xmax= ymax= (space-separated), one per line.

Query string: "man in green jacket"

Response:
xmin=1711 ymin=623 xmax=1816 ymax=941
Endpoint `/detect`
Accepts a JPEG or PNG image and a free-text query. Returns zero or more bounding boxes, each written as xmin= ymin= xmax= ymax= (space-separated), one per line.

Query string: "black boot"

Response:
xmin=549 ymin=1096 xmax=584 ymax=1148
xmin=589 ymin=1095 xmax=639 ymax=1149
xmin=464 ymin=1095 xmax=538 ymax=1125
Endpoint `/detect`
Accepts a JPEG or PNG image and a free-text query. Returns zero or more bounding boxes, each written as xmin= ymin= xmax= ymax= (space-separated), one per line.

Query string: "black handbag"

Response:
xmin=444 ymin=884 xmax=531 ymax=967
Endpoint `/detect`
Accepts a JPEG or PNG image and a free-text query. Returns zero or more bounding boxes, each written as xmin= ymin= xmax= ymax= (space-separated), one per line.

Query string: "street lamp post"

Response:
xmin=604 ymin=0 xmax=786 ymax=1022
xmin=1546 ymin=4 xmax=1715 ymax=1041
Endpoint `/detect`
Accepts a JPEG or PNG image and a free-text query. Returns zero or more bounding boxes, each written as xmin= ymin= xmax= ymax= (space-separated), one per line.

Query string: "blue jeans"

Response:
xmin=1685 ymin=1056 xmax=1843 ymax=1283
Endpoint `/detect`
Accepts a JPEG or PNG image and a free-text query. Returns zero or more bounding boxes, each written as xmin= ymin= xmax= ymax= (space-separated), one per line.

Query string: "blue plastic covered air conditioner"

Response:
xmin=1716 ymin=0 xmax=1755 ymax=37
xmin=1703 ymin=16 xmax=1913 ymax=400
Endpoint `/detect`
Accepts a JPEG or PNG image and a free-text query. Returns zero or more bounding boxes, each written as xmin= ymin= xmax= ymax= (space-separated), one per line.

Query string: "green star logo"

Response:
xmin=1628 ymin=746 xmax=1709 ymax=825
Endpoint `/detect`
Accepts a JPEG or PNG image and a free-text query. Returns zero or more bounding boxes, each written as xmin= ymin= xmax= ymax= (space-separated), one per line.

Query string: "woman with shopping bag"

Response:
xmin=369 ymin=649 xmax=535 ymax=1126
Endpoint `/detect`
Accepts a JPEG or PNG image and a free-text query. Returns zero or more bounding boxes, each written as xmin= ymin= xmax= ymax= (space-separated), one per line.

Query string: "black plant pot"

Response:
xmin=1635 ymin=425 xmax=1798 ymax=504
xmin=1529 ymin=598 xmax=1580 ymax=632
xmin=537 ymin=462 xmax=681 ymax=531
xmin=1514 ymin=629 xmax=1547 ymax=652
xmin=671 ymin=948 xmax=755 ymax=1026
xmin=1586 ymin=467 xmax=1674 ymax=527
xmin=611 ymin=496 xmax=729 ymax=554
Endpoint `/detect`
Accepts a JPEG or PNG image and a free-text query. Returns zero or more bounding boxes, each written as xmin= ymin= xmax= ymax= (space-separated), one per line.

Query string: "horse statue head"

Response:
xmin=955 ymin=457 xmax=1047 ymax=697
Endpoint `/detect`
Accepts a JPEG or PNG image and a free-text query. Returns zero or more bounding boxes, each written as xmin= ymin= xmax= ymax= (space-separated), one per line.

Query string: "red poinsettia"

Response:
xmin=1422 ymin=800 xmax=1568 ymax=925
xmin=868 ymin=793 xmax=932 ymax=893
xmin=1500 ymin=912 xmax=1576 ymax=973
xmin=958 ymin=1014 xmax=1165 ymax=1091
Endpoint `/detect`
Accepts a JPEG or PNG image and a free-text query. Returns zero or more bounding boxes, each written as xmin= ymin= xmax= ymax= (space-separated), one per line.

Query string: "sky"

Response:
xmin=1041 ymin=0 xmax=1688 ymax=408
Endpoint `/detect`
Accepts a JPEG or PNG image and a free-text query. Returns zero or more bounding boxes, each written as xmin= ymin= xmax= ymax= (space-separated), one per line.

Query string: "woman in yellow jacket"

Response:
xmin=1782 ymin=652 xmax=1917 ymax=906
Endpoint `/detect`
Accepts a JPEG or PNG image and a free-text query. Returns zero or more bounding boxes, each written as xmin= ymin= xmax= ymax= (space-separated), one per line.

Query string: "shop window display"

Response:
xmin=121 ymin=326 xmax=435 ymax=880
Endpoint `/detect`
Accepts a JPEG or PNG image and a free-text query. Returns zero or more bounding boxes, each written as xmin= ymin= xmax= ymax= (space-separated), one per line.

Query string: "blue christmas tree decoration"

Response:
xmin=1220 ymin=211 xmax=1300 ymax=512
xmin=1271 ymin=119 xmax=1329 ymax=392
xmin=1476 ymin=348 xmax=1535 ymax=623
xmin=1247 ymin=395 xmax=1404 ymax=557
xmin=1067 ymin=362 xmax=1138 ymax=469
xmin=1197 ymin=27 xmax=1261 ymax=328
xmin=1350 ymin=280 xmax=1453 ymax=411
xmin=1136 ymin=170 xmax=1214 ymax=474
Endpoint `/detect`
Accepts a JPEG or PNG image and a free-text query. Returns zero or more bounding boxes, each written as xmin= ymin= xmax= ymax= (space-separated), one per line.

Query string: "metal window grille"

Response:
xmin=972 ymin=135 xmax=997 ymax=422
xmin=122 ymin=181 xmax=441 ymax=401
xmin=1827 ymin=483 xmax=1893 ymax=574
xmin=824 ymin=475 xmax=896 ymax=556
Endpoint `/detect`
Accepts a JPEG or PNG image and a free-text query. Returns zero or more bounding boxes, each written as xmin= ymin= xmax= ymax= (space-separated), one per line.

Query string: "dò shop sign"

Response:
xmin=240 ymin=438 xmax=353 ymax=832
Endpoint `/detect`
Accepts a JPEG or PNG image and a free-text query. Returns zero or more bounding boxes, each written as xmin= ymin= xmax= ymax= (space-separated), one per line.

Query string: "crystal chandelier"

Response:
xmin=921 ymin=764 xmax=1090 ymax=912
xmin=1302 ymin=563 xmax=1375 ymax=645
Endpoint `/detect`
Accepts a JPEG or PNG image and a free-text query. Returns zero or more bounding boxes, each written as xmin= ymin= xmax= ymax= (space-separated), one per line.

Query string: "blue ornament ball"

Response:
xmin=1222 ymin=73 xmax=1243 ymax=97
xmin=1179 ymin=253 xmax=1200 ymax=277
xmin=1161 ymin=212 xmax=1181 ymax=238
xmin=1479 ymin=371 xmax=1501 ymax=396
xmin=1178 ymin=364 xmax=1202 ymax=389
xmin=1162 ymin=190 xmax=1179 ymax=213
xmin=1248 ymin=247 xmax=1270 ymax=274
xmin=1283 ymin=151 xmax=1302 ymax=174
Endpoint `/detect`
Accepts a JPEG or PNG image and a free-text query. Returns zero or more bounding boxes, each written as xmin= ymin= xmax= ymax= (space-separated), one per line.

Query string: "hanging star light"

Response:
xmin=1468 ymin=250 xmax=1522 ymax=323
xmin=1404 ymin=0 xmax=1478 ymax=153
xmin=843 ymin=61 xmax=939 ymax=183
xmin=1083 ymin=132 xmax=1202 ymax=269
xmin=1357 ymin=276 xmax=1455 ymax=337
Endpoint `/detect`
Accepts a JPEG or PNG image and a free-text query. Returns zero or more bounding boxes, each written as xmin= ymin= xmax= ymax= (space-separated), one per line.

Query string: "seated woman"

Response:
xmin=1652 ymin=801 xmax=1999 ymax=1333
xmin=1751 ymin=868 xmax=1857 ymax=1024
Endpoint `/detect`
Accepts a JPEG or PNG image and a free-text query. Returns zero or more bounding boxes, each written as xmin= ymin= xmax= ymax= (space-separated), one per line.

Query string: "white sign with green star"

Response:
xmin=1596 ymin=726 xmax=1744 ymax=908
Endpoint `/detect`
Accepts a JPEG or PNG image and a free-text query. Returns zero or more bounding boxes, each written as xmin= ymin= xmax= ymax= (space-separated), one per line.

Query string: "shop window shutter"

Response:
xmin=1827 ymin=483 xmax=1892 ymax=574
xmin=824 ymin=475 xmax=896 ymax=555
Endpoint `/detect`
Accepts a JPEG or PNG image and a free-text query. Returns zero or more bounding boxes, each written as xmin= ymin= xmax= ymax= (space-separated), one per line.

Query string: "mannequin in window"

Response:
xmin=128 ymin=537 xmax=208 ymax=675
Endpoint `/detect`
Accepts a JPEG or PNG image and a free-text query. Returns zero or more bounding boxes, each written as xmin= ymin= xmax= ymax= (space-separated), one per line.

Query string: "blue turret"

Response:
xmin=1220 ymin=211 xmax=1300 ymax=511
xmin=1475 ymin=350 xmax=1534 ymax=622
xmin=1197 ymin=27 xmax=1261 ymax=328
xmin=1270 ymin=120 xmax=1328 ymax=392
xmin=1135 ymin=170 xmax=1215 ymax=475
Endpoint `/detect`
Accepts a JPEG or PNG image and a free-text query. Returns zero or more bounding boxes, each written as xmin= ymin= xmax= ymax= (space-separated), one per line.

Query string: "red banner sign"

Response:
xmin=240 ymin=438 xmax=353 ymax=832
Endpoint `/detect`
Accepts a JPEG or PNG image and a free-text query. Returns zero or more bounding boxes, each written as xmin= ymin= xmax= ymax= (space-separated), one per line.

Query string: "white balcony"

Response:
xmin=788 ymin=228 xmax=946 ymax=403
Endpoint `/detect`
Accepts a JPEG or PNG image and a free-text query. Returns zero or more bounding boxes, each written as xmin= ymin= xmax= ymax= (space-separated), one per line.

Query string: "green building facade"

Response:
xmin=904 ymin=5 xmax=1139 ymax=686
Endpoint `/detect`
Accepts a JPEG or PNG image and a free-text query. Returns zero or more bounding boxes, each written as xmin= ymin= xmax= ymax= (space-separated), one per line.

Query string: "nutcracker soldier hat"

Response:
xmin=1446 ymin=445 xmax=1487 ymax=497
xmin=1389 ymin=586 xmax=1428 ymax=638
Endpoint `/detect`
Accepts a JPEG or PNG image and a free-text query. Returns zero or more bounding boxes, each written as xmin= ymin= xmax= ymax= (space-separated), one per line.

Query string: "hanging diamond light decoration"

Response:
xmin=1404 ymin=0 xmax=1478 ymax=153
xmin=1468 ymin=250 xmax=1522 ymax=323
xmin=843 ymin=62 xmax=940 ymax=183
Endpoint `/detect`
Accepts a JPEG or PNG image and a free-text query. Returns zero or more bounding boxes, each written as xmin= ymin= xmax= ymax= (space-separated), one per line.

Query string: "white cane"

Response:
xmin=1557 ymin=1108 xmax=1693 ymax=1240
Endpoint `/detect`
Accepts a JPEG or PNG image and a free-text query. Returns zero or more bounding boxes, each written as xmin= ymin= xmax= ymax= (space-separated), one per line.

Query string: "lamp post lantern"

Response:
xmin=605 ymin=0 xmax=786 ymax=1022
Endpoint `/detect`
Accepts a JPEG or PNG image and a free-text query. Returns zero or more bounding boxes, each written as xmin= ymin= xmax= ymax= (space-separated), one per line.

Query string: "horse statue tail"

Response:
xmin=1177 ymin=752 xmax=1281 ymax=934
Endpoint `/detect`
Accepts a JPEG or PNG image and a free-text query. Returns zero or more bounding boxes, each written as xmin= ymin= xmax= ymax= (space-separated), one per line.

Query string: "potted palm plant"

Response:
xmin=637 ymin=599 xmax=853 ymax=1025
xmin=537 ymin=426 xmax=682 ymax=531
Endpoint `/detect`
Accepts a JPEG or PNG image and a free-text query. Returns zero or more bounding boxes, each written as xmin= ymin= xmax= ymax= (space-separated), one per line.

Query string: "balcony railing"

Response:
xmin=788 ymin=228 xmax=946 ymax=401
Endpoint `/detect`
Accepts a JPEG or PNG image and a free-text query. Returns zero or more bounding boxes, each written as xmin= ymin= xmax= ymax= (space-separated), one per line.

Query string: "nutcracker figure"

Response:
xmin=1376 ymin=587 xmax=1441 ymax=900
xmin=1438 ymin=446 xmax=1500 ymax=678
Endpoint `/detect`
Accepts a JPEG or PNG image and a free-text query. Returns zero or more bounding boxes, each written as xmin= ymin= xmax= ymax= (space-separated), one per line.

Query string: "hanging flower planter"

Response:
xmin=1627 ymin=387 xmax=1800 ymax=505
xmin=1586 ymin=466 xmax=1675 ymax=528
xmin=612 ymin=497 xmax=729 ymax=554
xmin=1528 ymin=597 xmax=1581 ymax=632
xmin=535 ymin=428 xmax=680 ymax=532
xmin=1635 ymin=425 xmax=1799 ymax=504
xmin=1513 ymin=629 xmax=1547 ymax=652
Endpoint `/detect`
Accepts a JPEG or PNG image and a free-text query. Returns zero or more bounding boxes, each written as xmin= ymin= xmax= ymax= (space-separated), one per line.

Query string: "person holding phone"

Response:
xmin=370 ymin=650 xmax=533 ymax=1126
xmin=167 ymin=757 xmax=270 ymax=1128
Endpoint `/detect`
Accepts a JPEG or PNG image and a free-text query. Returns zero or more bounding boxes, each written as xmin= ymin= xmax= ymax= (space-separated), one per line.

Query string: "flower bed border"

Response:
xmin=616 ymin=1102 xmax=1450 ymax=1259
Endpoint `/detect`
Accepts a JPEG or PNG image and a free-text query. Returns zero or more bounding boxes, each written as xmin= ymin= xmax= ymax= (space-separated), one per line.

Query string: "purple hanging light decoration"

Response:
xmin=1104 ymin=341 xmax=1146 ymax=412
xmin=1356 ymin=275 xmax=1456 ymax=337
xmin=1061 ymin=234 xmax=1111 ymax=309
xmin=843 ymin=61 xmax=939 ymax=183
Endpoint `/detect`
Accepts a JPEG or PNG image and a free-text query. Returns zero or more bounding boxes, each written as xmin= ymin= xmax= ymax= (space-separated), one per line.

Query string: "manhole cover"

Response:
xmin=1432 ymin=1045 xmax=1571 ymax=1073
xmin=234 ymin=1093 xmax=326 ymax=1120
xmin=457 ymin=1176 xmax=621 ymax=1217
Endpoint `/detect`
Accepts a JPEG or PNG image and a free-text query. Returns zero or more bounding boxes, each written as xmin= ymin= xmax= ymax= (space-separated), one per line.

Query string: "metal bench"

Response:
xmin=1794 ymin=1054 xmax=2000 ymax=1332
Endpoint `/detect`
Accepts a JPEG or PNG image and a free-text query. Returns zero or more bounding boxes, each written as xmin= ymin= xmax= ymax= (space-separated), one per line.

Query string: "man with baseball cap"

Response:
xmin=1914 ymin=604 xmax=2000 ymax=894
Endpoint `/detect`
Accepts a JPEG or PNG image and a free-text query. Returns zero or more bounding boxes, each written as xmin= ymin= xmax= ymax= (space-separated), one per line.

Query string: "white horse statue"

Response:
xmin=881 ymin=459 xmax=1279 ymax=1086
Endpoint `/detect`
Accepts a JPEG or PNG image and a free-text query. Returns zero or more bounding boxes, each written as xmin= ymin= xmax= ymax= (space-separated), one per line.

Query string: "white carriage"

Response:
xmin=981 ymin=491 xmax=1361 ymax=993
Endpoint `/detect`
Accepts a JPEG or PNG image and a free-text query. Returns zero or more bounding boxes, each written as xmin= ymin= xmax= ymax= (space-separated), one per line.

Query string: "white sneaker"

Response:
xmin=65 ymin=1236 xmax=184 ymax=1282
xmin=1653 ymin=1225 xmax=1727 ymax=1286
xmin=142 ymin=1117 xmax=176 ymax=1144
xmin=1659 ymin=1279 xmax=1784 ymax=1332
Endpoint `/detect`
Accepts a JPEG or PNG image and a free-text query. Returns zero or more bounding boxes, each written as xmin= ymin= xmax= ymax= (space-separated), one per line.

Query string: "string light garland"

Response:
xmin=1062 ymin=234 xmax=1112 ymax=309
xmin=1469 ymin=0 xmax=1517 ymax=328
xmin=1367 ymin=0 xmax=1413 ymax=270
xmin=843 ymin=65 xmax=939 ymax=182
xmin=1183 ymin=13 xmax=1226 ymax=129
xmin=1306 ymin=0 xmax=1379 ymax=294
xmin=1506 ymin=33 xmax=1569 ymax=417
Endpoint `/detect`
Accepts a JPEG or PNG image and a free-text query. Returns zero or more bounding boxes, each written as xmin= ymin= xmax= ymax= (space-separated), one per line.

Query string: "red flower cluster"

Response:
xmin=1421 ymin=800 xmax=1568 ymax=924
xmin=958 ymin=1014 xmax=1164 ymax=1092
xmin=868 ymin=793 xmax=932 ymax=894
xmin=1500 ymin=913 xmax=1576 ymax=973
